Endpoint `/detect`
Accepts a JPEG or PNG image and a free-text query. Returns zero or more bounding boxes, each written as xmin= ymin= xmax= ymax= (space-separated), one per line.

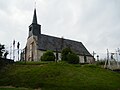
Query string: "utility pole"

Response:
xmin=118 ymin=48 xmax=120 ymax=68
xmin=17 ymin=42 xmax=20 ymax=61
xmin=116 ymin=48 xmax=120 ymax=68
xmin=9 ymin=44 xmax=12 ymax=59
xmin=13 ymin=40 xmax=15 ymax=60
xmin=104 ymin=49 xmax=109 ymax=68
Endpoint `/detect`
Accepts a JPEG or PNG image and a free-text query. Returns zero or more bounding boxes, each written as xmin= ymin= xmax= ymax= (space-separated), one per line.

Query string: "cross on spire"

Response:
xmin=32 ymin=0 xmax=37 ymax=24
xmin=34 ymin=0 xmax=36 ymax=9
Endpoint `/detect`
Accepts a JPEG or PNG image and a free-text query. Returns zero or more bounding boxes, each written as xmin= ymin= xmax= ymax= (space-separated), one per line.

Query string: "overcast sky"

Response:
xmin=0 ymin=0 xmax=120 ymax=59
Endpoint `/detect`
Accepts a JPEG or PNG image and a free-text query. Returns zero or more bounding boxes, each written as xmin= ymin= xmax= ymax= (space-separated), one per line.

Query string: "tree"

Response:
xmin=4 ymin=51 xmax=9 ymax=59
xmin=61 ymin=47 xmax=72 ymax=61
xmin=67 ymin=53 xmax=79 ymax=64
xmin=61 ymin=47 xmax=79 ymax=64
xmin=41 ymin=50 xmax=55 ymax=61
xmin=0 ymin=44 xmax=5 ymax=58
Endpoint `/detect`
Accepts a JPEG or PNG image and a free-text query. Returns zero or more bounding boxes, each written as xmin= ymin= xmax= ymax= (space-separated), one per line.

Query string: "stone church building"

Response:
xmin=22 ymin=8 xmax=94 ymax=63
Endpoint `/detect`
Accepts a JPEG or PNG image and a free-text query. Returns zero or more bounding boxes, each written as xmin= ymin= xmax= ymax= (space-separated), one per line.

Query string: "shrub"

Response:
xmin=61 ymin=48 xmax=79 ymax=64
xmin=0 ymin=44 xmax=5 ymax=58
xmin=41 ymin=50 xmax=55 ymax=61
xmin=67 ymin=53 xmax=79 ymax=64
xmin=96 ymin=60 xmax=105 ymax=66
xmin=61 ymin=48 xmax=72 ymax=61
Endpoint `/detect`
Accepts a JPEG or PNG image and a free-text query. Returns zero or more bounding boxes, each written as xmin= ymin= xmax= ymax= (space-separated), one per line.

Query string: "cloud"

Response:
xmin=0 ymin=0 xmax=120 ymax=59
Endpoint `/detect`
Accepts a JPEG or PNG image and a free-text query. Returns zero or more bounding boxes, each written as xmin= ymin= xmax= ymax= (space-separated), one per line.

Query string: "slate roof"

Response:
xmin=38 ymin=34 xmax=92 ymax=56
xmin=32 ymin=9 xmax=37 ymax=24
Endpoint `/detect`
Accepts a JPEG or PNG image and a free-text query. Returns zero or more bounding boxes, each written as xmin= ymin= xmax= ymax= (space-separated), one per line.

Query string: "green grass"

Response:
xmin=0 ymin=88 xmax=31 ymax=90
xmin=0 ymin=62 xmax=120 ymax=90
xmin=0 ymin=86 xmax=32 ymax=90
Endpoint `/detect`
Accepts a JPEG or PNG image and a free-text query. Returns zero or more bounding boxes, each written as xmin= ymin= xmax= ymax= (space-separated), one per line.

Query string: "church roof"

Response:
xmin=32 ymin=9 xmax=37 ymax=24
xmin=38 ymin=34 xmax=92 ymax=56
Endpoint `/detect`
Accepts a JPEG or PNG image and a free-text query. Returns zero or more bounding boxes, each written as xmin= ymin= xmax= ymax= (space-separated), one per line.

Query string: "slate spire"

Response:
xmin=32 ymin=8 xmax=37 ymax=24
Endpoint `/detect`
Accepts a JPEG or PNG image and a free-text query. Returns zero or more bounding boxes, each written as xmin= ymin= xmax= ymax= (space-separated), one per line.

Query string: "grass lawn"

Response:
xmin=0 ymin=86 xmax=32 ymax=90
xmin=0 ymin=62 xmax=120 ymax=90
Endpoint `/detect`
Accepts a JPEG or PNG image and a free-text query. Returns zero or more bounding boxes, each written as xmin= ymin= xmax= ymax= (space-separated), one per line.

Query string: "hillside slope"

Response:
xmin=0 ymin=62 xmax=120 ymax=90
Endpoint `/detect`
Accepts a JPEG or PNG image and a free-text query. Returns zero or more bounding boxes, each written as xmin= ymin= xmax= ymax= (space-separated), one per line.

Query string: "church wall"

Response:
xmin=37 ymin=50 xmax=61 ymax=61
xmin=58 ymin=53 xmax=61 ymax=61
xmin=34 ymin=42 xmax=38 ymax=61
xmin=86 ymin=56 xmax=94 ymax=64
xmin=53 ymin=52 xmax=61 ymax=62
xmin=37 ymin=50 xmax=45 ymax=61
xmin=37 ymin=50 xmax=94 ymax=64
xmin=26 ymin=35 xmax=38 ymax=61
xmin=26 ymin=37 xmax=32 ymax=61
xmin=79 ymin=56 xmax=85 ymax=63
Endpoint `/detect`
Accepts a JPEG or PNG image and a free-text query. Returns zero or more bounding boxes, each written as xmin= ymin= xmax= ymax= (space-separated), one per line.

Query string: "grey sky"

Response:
xmin=0 ymin=0 xmax=120 ymax=59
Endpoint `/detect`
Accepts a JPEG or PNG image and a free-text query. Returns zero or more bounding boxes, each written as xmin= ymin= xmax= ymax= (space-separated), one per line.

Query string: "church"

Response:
xmin=22 ymin=8 xmax=94 ymax=63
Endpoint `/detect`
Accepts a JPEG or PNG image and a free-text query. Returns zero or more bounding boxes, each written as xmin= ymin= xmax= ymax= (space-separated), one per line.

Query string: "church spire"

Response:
xmin=28 ymin=1 xmax=41 ymax=38
xmin=32 ymin=8 xmax=37 ymax=24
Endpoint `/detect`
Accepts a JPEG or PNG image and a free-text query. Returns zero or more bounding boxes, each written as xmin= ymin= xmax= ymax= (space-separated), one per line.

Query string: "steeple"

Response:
xmin=32 ymin=8 xmax=37 ymax=24
xmin=28 ymin=7 xmax=41 ymax=38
